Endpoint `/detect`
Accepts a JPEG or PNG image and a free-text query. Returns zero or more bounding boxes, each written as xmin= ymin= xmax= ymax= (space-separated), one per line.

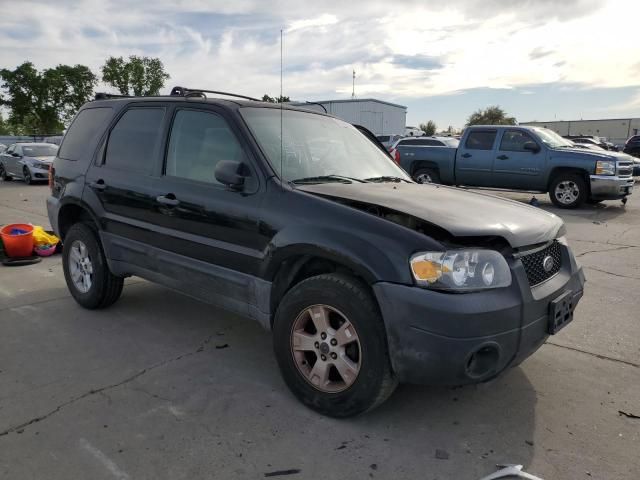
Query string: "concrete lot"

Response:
xmin=0 ymin=181 xmax=638 ymax=480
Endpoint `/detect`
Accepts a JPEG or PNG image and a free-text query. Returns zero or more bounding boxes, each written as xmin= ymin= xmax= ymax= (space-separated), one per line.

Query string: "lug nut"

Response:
xmin=314 ymin=341 xmax=319 ymax=349
xmin=330 ymin=352 xmax=337 ymax=360
xmin=321 ymin=332 xmax=327 ymax=340
xmin=330 ymin=338 xmax=337 ymax=346
xmin=321 ymin=354 xmax=327 ymax=361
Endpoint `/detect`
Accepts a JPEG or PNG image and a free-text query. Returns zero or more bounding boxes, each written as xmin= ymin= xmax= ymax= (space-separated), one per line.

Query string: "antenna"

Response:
xmin=352 ymin=69 xmax=356 ymax=99
xmin=280 ymin=29 xmax=284 ymax=184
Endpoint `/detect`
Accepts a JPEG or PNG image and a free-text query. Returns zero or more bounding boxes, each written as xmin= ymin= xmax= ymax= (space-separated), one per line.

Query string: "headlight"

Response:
xmin=410 ymin=249 xmax=512 ymax=291
xmin=595 ymin=160 xmax=615 ymax=175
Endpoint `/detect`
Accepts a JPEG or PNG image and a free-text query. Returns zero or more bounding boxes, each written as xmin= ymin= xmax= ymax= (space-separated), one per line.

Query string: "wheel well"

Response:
xmin=269 ymin=256 xmax=371 ymax=324
xmin=410 ymin=161 xmax=439 ymax=177
xmin=547 ymin=167 xmax=590 ymax=192
xmin=57 ymin=204 xmax=96 ymax=241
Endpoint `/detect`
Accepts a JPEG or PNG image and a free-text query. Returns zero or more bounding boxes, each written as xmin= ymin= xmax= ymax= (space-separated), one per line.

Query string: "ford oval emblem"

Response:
xmin=542 ymin=255 xmax=554 ymax=273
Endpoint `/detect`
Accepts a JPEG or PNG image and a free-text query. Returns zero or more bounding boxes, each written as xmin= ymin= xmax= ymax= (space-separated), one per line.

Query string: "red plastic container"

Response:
xmin=1 ymin=223 xmax=34 ymax=258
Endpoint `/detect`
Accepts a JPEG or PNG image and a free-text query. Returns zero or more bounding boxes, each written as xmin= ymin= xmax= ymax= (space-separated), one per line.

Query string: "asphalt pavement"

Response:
xmin=0 ymin=181 xmax=638 ymax=480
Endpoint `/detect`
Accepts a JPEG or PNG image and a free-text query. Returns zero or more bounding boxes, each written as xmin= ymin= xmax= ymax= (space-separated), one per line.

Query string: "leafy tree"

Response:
xmin=0 ymin=113 xmax=10 ymax=135
xmin=419 ymin=120 xmax=437 ymax=136
xmin=0 ymin=62 xmax=97 ymax=134
xmin=262 ymin=94 xmax=290 ymax=103
xmin=466 ymin=106 xmax=516 ymax=126
xmin=102 ymin=56 xmax=170 ymax=96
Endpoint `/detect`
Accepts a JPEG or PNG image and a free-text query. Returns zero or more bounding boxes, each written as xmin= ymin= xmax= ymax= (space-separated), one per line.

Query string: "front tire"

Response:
xmin=23 ymin=166 xmax=33 ymax=185
xmin=62 ymin=223 xmax=123 ymax=309
xmin=549 ymin=173 xmax=587 ymax=208
xmin=273 ymin=273 xmax=397 ymax=417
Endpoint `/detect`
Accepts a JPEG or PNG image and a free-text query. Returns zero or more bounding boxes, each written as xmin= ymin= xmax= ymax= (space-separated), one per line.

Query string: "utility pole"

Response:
xmin=352 ymin=69 xmax=355 ymax=99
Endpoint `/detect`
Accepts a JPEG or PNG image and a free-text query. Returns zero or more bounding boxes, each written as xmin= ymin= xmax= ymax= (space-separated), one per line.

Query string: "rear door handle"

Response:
xmin=497 ymin=155 xmax=509 ymax=160
xmin=90 ymin=179 xmax=106 ymax=191
xmin=461 ymin=153 xmax=472 ymax=158
xmin=156 ymin=194 xmax=180 ymax=207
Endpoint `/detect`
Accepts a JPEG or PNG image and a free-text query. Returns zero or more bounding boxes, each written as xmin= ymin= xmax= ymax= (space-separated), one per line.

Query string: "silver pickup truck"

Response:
xmin=391 ymin=125 xmax=635 ymax=208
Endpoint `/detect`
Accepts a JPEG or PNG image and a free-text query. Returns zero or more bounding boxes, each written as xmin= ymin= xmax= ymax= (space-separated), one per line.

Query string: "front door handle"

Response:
xmin=90 ymin=179 xmax=106 ymax=191
xmin=497 ymin=155 xmax=509 ymax=160
xmin=156 ymin=194 xmax=180 ymax=207
xmin=461 ymin=153 xmax=472 ymax=158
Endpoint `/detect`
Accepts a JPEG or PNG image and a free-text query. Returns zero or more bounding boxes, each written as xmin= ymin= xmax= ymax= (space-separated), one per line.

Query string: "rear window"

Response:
xmin=58 ymin=107 xmax=112 ymax=161
xmin=104 ymin=108 xmax=165 ymax=174
xmin=377 ymin=135 xmax=391 ymax=142
xmin=465 ymin=131 xmax=497 ymax=150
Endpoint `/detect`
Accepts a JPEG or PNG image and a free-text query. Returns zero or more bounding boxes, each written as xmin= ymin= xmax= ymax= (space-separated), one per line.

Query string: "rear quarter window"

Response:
xmin=58 ymin=107 xmax=113 ymax=161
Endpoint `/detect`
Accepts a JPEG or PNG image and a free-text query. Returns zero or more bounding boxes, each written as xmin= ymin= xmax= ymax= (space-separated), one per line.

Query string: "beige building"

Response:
xmin=521 ymin=118 xmax=640 ymax=147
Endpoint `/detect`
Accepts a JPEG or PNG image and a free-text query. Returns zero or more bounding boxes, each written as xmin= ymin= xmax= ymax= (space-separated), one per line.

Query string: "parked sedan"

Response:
xmin=0 ymin=143 xmax=58 ymax=184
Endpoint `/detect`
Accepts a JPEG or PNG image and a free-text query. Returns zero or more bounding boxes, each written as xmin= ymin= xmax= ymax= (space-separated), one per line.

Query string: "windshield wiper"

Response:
xmin=364 ymin=176 xmax=412 ymax=183
xmin=290 ymin=175 xmax=368 ymax=184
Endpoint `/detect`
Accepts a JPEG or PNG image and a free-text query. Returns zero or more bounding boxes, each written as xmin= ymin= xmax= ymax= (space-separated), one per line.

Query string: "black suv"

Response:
xmin=47 ymin=88 xmax=585 ymax=417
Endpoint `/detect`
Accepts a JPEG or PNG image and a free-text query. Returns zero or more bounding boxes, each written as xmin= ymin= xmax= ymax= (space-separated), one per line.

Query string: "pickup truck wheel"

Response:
xmin=273 ymin=273 xmax=397 ymax=417
xmin=549 ymin=174 xmax=587 ymax=208
xmin=413 ymin=168 xmax=440 ymax=184
xmin=0 ymin=164 xmax=11 ymax=181
xmin=62 ymin=223 xmax=124 ymax=309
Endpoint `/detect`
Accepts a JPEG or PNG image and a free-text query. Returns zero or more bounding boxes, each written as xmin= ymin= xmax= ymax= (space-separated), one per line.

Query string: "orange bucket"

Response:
xmin=1 ymin=223 xmax=35 ymax=258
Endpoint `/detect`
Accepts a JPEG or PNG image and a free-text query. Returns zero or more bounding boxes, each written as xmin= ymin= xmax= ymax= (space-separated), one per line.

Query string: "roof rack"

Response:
xmin=170 ymin=86 xmax=260 ymax=102
xmin=94 ymin=92 xmax=133 ymax=100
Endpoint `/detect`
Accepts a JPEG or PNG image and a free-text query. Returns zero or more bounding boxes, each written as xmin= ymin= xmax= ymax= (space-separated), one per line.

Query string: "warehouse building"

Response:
xmin=290 ymin=98 xmax=407 ymax=136
xmin=521 ymin=118 xmax=640 ymax=147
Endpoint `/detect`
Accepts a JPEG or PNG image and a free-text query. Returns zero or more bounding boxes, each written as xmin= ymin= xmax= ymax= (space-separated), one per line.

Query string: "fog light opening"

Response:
xmin=465 ymin=344 xmax=500 ymax=379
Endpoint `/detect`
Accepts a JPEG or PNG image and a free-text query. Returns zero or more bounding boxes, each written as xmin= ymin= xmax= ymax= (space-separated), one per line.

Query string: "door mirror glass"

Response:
xmin=523 ymin=141 xmax=540 ymax=153
xmin=214 ymin=160 xmax=246 ymax=189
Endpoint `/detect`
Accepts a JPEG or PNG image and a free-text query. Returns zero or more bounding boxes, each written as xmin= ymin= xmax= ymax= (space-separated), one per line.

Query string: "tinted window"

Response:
xmin=105 ymin=108 xmax=165 ymax=174
xmin=499 ymin=130 xmax=537 ymax=152
xmin=22 ymin=145 xmax=59 ymax=157
xmin=58 ymin=107 xmax=112 ymax=161
xmin=166 ymin=109 xmax=245 ymax=184
xmin=377 ymin=135 xmax=391 ymax=142
xmin=398 ymin=139 xmax=421 ymax=146
xmin=465 ymin=131 xmax=497 ymax=150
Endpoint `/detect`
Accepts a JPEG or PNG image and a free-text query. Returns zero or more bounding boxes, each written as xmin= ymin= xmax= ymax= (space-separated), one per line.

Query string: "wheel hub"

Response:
xmin=68 ymin=240 xmax=93 ymax=293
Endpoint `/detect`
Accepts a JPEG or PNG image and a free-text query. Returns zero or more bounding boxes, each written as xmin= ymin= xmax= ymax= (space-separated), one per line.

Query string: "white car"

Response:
xmin=404 ymin=126 xmax=424 ymax=137
xmin=0 ymin=143 xmax=59 ymax=184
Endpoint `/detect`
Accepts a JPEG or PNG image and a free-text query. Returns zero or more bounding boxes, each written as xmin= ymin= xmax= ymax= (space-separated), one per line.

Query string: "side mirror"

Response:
xmin=523 ymin=142 xmax=540 ymax=153
xmin=215 ymin=160 xmax=246 ymax=190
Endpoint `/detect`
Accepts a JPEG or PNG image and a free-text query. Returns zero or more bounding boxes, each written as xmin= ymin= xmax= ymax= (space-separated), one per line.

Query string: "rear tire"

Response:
xmin=413 ymin=168 xmax=440 ymax=184
xmin=273 ymin=273 xmax=397 ymax=417
xmin=549 ymin=173 xmax=587 ymax=209
xmin=0 ymin=164 xmax=12 ymax=181
xmin=62 ymin=223 xmax=123 ymax=309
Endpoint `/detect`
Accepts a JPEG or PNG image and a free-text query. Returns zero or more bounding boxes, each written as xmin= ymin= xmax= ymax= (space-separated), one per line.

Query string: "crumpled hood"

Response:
xmin=297 ymin=183 xmax=564 ymax=248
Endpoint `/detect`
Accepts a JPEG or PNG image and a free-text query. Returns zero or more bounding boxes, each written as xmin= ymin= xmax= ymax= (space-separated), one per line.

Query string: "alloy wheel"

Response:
xmin=69 ymin=240 xmax=94 ymax=293
xmin=554 ymin=180 xmax=580 ymax=205
xmin=290 ymin=304 xmax=361 ymax=393
xmin=415 ymin=173 xmax=433 ymax=184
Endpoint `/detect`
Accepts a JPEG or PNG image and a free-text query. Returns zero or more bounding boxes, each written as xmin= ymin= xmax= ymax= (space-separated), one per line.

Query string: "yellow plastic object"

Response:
xmin=32 ymin=226 xmax=60 ymax=247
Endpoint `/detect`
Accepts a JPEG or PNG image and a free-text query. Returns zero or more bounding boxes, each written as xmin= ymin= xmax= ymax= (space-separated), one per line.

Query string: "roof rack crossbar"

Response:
xmin=170 ymin=86 xmax=260 ymax=102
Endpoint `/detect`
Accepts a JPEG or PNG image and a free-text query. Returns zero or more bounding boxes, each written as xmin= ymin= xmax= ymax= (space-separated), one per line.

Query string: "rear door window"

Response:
xmin=58 ymin=107 xmax=112 ymax=161
xmin=104 ymin=108 xmax=165 ymax=174
xmin=465 ymin=131 xmax=497 ymax=150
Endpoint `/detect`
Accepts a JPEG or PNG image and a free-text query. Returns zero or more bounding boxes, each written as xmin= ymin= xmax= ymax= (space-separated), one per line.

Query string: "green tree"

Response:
xmin=0 ymin=61 xmax=97 ymax=134
xmin=0 ymin=113 xmax=10 ymax=135
xmin=419 ymin=120 xmax=437 ymax=136
xmin=262 ymin=94 xmax=290 ymax=103
xmin=466 ymin=106 xmax=516 ymax=126
xmin=102 ymin=56 xmax=170 ymax=96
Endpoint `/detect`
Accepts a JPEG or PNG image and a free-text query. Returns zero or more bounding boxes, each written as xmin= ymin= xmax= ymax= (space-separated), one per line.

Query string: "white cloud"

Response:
xmin=0 ymin=0 xmax=638 ymax=104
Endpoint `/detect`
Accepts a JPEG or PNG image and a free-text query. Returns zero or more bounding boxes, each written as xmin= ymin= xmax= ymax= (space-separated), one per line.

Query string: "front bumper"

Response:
xmin=26 ymin=165 xmax=51 ymax=181
xmin=589 ymin=175 xmax=634 ymax=199
xmin=373 ymin=243 xmax=585 ymax=386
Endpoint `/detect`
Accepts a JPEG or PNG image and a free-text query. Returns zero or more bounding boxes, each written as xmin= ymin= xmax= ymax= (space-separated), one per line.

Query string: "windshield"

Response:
xmin=240 ymin=108 xmax=411 ymax=183
xmin=530 ymin=128 xmax=574 ymax=148
xmin=22 ymin=145 xmax=58 ymax=157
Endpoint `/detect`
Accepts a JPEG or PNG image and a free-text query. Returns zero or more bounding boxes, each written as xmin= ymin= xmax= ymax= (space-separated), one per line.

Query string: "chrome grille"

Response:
xmin=520 ymin=241 xmax=562 ymax=286
xmin=617 ymin=160 xmax=633 ymax=178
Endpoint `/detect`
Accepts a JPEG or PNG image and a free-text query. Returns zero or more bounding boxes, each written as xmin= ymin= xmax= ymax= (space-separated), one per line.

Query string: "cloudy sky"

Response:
xmin=1 ymin=0 xmax=638 ymax=128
